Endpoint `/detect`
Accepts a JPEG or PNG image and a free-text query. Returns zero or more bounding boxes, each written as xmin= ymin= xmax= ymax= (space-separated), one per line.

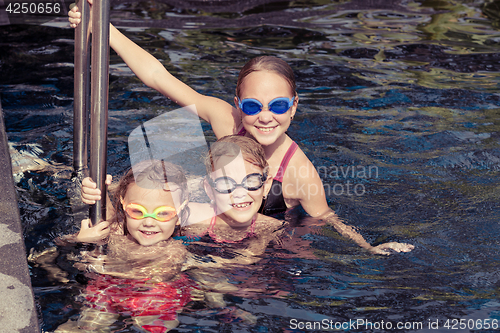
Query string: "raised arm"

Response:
xmin=69 ymin=2 xmax=237 ymax=137
xmin=109 ymin=25 xmax=237 ymax=135
xmin=109 ymin=26 xmax=210 ymax=114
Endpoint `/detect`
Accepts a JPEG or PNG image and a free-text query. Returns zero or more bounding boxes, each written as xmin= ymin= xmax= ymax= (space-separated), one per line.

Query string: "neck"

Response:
xmin=216 ymin=212 xmax=256 ymax=231
xmin=262 ymin=133 xmax=288 ymax=160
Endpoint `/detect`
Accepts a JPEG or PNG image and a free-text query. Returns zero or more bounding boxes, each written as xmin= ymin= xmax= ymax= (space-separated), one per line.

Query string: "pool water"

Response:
xmin=1 ymin=0 xmax=500 ymax=331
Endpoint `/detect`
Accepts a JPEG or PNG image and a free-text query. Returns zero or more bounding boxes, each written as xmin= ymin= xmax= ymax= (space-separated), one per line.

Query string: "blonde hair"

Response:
xmin=205 ymin=135 xmax=268 ymax=174
xmin=112 ymin=160 xmax=189 ymax=235
xmin=236 ymin=56 xmax=297 ymax=98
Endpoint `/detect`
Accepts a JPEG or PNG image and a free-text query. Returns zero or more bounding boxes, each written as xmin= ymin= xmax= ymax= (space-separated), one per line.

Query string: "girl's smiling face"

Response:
xmin=121 ymin=183 xmax=182 ymax=246
xmin=206 ymin=154 xmax=265 ymax=228
xmin=236 ymin=70 xmax=297 ymax=147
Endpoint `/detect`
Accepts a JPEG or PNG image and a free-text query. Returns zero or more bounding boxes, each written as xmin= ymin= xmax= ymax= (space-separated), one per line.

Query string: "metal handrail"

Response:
xmin=73 ymin=0 xmax=110 ymax=225
xmin=73 ymin=0 xmax=90 ymax=175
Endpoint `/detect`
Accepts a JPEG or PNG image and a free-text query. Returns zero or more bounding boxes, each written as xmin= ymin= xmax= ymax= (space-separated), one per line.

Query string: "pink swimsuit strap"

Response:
xmin=274 ymin=142 xmax=299 ymax=182
xmin=207 ymin=215 xmax=257 ymax=244
xmin=237 ymin=126 xmax=247 ymax=136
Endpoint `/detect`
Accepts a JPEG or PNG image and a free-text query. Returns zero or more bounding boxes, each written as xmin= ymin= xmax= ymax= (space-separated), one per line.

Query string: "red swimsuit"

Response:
xmin=85 ymin=274 xmax=196 ymax=332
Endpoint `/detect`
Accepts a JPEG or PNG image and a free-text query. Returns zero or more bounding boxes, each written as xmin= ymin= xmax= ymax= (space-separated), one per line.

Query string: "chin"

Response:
xmin=226 ymin=211 xmax=255 ymax=224
xmin=137 ymin=239 xmax=162 ymax=246
xmin=254 ymin=129 xmax=283 ymax=145
xmin=133 ymin=233 xmax=166 ymax=246
xmin=251 ymin=133 xmax=277 ymax=147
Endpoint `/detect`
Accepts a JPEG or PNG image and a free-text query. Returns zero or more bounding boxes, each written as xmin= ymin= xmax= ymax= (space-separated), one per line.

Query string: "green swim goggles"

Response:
xmin=124 ymin=201 xmax=187 ymax=222
xmin=237 ymin=97 xmax=294 ymax=115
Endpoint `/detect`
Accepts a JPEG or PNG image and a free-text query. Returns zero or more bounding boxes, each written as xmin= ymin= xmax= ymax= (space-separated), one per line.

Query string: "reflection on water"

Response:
xmin=1 ymin=0 xmax=500 ymax=331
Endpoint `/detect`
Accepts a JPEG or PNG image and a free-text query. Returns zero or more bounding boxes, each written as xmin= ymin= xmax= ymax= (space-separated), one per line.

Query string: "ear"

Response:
xmin=290 ymin=95 xmax=299 ymax=119
xmin=120 ymin=197 xmax=126 ymax=210
xmin=262 ymin=166 xmax=270 ymax=182
xmin=203 ymin=178 xmax=215 ymax=202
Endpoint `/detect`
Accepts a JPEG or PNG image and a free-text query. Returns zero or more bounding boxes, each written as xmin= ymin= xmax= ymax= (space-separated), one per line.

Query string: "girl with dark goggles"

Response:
xmin=237 ymin=97 xmax=294 ymax=115
xmin=208 ymin=172 xmax=268 ymax=194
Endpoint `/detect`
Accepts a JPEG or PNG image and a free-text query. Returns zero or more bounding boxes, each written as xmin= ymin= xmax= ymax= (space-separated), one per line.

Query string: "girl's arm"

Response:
xmin=69 ymin=3 xmax=238 ymax=137
xmin=288 ymin=153 xmax=414 ymax=255
xmin=109 ymin=25 xmax=233 ymax=125
xmin=56 ymin=218 xmax=110 ymax=245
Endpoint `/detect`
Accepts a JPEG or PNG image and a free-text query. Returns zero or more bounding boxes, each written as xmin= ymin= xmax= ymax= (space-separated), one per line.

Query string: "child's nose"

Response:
xmin=142 ymin=217 xmax=156 ymax=226
xmin=258 ymin=109 xmax=273 ymax=122
xmin=232 ymin=186 xmax=247 ymax=197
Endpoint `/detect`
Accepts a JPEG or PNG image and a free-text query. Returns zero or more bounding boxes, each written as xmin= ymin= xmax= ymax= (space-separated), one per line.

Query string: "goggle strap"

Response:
xmin=176 ymin=199 xmax=188 ymax=214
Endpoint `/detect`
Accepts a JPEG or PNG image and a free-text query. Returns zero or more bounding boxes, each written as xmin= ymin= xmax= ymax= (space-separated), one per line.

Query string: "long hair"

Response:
xmin=236 ymin=55 xmax=297 ymax=98
xmin=111 ymin=160 xmax=189 ymax=235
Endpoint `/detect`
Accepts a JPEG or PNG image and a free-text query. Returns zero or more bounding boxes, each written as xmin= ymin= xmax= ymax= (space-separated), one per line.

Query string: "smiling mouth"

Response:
xmin=256 ymin=126 xmax=277 ymax=133
xmin=231 ymin=202 xmax=252 ymax=209
xmin=140 ymin=230 xmax=159 ymax=236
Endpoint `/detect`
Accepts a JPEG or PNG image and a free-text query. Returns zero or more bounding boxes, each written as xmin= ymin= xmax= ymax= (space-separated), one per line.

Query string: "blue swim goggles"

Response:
xmin=237 ymin=97 xmax=294 ymax=115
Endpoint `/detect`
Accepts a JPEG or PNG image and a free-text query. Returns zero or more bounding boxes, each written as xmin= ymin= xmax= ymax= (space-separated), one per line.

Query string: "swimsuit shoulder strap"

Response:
xmin=249 ymin=215 xmax=257 ymax=234
xmin=274 ymin=141 xmax=299 ymax=182
xmin=237 ymin=126 xmax=247 ymax=136
xmin=208 ymin=215 xmax=257 ymax=244
xmin=207 ymin=214 xmax=217 ymax=235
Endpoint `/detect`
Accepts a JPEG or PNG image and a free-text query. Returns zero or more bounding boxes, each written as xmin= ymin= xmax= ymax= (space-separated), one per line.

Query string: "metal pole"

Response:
xmin=73 ymin=0 xmax=90 ymax=174
xmin=89 ymin=0 xmax=110 ymax=225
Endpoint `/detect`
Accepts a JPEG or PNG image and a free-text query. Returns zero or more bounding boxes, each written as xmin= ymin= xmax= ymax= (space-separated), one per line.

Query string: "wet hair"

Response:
xmin=236 ymin=55 xmax=297 ymax=98
xmin=204 ymin=135 xmax=269 ymax=175
xmin=111 ymin=159 xmax=189 ymax=235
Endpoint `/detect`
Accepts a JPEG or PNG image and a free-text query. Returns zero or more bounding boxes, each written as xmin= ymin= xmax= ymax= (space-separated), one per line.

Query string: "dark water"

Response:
xmin=1 ymin=0 xmax=500 ymax=332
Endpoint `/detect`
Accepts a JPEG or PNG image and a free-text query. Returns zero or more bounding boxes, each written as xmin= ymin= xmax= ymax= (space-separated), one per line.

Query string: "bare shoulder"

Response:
xmin=287 ymin=143 xmax=317 ymax=177
xmin=184 ymin=202 xmax=213 ymax=227
xmin=282 ymin=142 xmax=331 ymax=216
xmin=204 ymin=99 xmax=240 ymax=138
xmin=280 ymin=142 xmax=321 ymax=203
xmin=181 ymin=216 xmax=210 ymax=236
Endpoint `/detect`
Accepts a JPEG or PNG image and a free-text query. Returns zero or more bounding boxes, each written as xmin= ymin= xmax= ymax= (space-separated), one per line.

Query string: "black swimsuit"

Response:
xmin=259 ymin=142 xmax=298 ymax=215
xmin=237 ymin=127 xmax=299 ymax=215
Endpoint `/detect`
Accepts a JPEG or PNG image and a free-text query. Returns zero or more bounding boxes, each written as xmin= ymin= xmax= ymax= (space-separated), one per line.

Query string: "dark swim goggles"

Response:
xmin=208 ymin=172 xmax=268 ymax=194
xmin=237 ymin=97 xmax=294 ymax=115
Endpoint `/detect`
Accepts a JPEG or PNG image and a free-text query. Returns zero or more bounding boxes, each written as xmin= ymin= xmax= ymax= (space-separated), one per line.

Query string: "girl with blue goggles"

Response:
xmin=237 ymin=97 xmax=294 ymax=115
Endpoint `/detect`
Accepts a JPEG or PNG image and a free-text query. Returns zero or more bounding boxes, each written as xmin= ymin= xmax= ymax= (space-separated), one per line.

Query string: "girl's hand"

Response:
xmin=81 ymin=175 xmax=112 ymax=204
xmin=68 ymin=3 xmax=82 ymax=28
xmin=68 ymin=0 xmax=92 ymax=29
xmin=369 ymin=242 xmax=414 ymax=255
xmin=75 ymin=218 xmax=110 ymax=243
